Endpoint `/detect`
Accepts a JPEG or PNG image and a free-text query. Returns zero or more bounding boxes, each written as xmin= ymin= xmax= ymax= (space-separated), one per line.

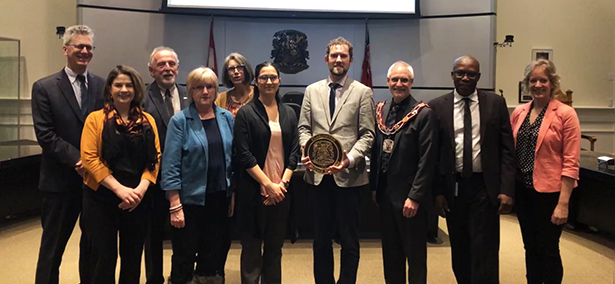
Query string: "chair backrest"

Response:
xmin=282 ymin=91 xmax=304 ymax=106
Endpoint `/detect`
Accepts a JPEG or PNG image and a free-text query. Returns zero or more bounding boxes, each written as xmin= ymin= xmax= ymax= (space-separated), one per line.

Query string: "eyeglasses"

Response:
xmin=68 ymin=44 xmax=95 ymax=51
xmin=453 ymin=70 xmax=480 ymax=80
xmin=192 ymin=85 xmax=216 ymax=92
xmin=227 ymin=65 xmax=246 ymax=72
xmin=389 ymin=77 xmax=413 ymax=84
xmin=257 ymin=75 xmax=279 ymax=83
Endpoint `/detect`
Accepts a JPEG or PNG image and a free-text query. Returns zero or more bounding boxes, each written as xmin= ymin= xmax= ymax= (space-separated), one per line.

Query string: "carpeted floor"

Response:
xmin=1 ymin=214 xmax=613 ymax=283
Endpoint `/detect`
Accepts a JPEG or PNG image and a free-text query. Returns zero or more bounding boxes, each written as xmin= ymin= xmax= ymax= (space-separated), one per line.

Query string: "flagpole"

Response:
xmin=360 ymin=18 xmax=373 ymax=89
xmin=207 ymin=16 xmax=218 ymax=76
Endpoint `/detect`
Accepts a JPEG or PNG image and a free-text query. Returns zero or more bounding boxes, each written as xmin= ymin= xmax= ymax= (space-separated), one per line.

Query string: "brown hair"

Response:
xmin=103 ymin=65 xmax=146 ymax=109
xmin=326 ymin=37 xmax=353 ymax=59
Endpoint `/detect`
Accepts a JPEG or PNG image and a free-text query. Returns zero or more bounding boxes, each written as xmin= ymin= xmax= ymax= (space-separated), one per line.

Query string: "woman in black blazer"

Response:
xmin=234 ymin=62 xmax=300 ymax=284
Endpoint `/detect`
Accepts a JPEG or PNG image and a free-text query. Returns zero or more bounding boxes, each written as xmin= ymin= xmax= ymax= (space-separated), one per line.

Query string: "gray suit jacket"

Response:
xmin=298 ymin=77 xmax=376 ymax=187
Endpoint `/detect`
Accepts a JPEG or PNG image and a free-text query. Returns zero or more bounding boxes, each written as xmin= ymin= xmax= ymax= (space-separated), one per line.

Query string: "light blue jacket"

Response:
xmin=161 ymin=103 xmax=234 ymax=206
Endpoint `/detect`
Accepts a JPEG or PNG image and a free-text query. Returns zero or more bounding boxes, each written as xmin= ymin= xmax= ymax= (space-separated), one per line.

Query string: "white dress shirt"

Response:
xmin=158 ymin=83 xmax=181 ymax=115
xmin=64 ymin=66 xmax=88 ymax=108
xmin=453 ymin=89 xmax=482 ymax=173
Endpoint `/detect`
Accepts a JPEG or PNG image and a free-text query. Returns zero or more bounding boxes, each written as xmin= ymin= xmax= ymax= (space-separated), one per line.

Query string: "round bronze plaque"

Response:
xmin=304 ymin=133 xmax=343 ymax=174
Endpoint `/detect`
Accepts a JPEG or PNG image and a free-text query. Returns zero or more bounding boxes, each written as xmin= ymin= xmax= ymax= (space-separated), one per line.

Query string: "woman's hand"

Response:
xmin=265 ymin=182 xmax=285 ymax=204
xmin=170 ymin=208 xmax=185 ymax=228
xmin=114 ymin=186 xmax=142 ymax=209
xmin=551 ymin=203 xmax=569 ymax=225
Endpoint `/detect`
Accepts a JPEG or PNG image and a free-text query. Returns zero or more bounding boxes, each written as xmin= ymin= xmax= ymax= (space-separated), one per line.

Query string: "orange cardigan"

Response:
xmin=80 ymin=109 xmax=161 ymax=190
xmin=510 ymin=99 xmax=581 ymax=192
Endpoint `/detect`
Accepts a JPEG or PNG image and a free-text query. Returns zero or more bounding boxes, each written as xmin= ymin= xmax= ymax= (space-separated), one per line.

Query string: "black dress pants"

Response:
xmin=82 ymin=186 xmax=149 ymax=284
xmin=312 ymin=175 xmax=362 ymax=284
xmin=144 ymin=183 xmax=169 ymax=284
xmin=169 ymin=192 xmax=229 ymax=284
xmin=35 ymin=189 xmax=91 ymax=284
xmin=516 ymin=184 xmax=564 ymax=284
xmin=446 ymin=174 xmax=500 ymax=284
xmin=379 ymin=197 xmax=427 ymax=284
xmin=240 ymin=195 xmax=290 ymax=284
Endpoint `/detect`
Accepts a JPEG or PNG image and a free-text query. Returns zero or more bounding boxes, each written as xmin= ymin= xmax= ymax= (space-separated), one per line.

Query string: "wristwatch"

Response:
xmin=281 ymin=180 xmax=290 ymax=189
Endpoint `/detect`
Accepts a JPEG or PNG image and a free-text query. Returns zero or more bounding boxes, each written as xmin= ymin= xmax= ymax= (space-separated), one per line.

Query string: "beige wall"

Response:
xmin=0 ymin=0 xmax=77 ymax=98
xmin=496 ymin=0 xmax=615 ymax=107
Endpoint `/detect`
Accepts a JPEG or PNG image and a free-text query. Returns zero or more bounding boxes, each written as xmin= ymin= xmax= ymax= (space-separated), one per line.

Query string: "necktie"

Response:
xmin=462 ymin=97 xmax=473 ymax=178
xmin=164 ymin=89 xmax=174 ymax=118
xmin=329 ymin=83 xmax=340 ymax=119
xmin=76 ymin=75 xmax=88 ymax=117
xmin=381 ymin=104 xmax=399 ymax=173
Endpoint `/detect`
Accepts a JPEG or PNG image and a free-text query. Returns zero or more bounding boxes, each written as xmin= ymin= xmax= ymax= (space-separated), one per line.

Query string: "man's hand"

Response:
xmin=301 ymin=153 xmax=314 ymax=172
xmin=551 ymin=203 xmax=569 ymax=225
xmin=75 ymin=160 xmax=86 ymax=177
xmin=228 ymin=192 xmax=236 ymax=217
xmin=498 ymin=194 xmax=514 ymax=214
xmin=403 ymin=198 xmax=419 ymax=218
xmin=328 ymin=150 xmax=349 ymax=175
xmin=371 ymin=191 xmax=378 ymax=207
xmin=435 ymin=195 xmax=449 ymax=218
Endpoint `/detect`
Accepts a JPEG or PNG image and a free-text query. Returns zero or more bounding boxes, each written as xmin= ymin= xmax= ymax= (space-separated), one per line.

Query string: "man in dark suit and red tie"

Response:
xmin=370 ymin=61 xmax=437 ymax=284
xmin=429 ymin=55 xmax=515 ymax=284
xmin=143 ymin=46 xmax=189 ymax=284
xmin=31 ymin=25 xmax=105 ymax=284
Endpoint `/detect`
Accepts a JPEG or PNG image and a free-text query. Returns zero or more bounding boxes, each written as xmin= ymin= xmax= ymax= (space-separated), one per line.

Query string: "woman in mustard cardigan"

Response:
xmin=81 ymin=65 xmax=160 ymax=284
xmin=510 ymin=59 xmax=581 ymax=284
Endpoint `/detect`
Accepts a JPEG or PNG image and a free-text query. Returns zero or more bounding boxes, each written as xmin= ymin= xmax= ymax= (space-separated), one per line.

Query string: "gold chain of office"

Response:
xmin=376 ymin=101 xmax=429 ymax=136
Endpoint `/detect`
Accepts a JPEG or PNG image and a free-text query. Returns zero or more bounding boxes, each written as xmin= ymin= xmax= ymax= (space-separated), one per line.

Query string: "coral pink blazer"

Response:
xmin=511 ymin=99 xmax=581 ymax=192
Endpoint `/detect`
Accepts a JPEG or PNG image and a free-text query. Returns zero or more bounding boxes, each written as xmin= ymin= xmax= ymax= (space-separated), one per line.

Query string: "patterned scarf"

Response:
xmin=103 ymin=104 xmax=151 ymax=132
xmin=101 ymin=104 xmax=158 ymax=172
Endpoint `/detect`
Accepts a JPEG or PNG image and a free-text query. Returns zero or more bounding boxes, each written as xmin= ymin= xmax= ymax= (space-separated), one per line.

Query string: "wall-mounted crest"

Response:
xmin=270 ymin=30 xmax=309 ymax=74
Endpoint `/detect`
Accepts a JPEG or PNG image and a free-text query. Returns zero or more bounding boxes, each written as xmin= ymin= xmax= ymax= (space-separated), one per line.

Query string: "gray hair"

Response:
xmin=148 ymin=46 xmax=179 ymax=67
xmin=387 ymin=61 xmax=414 ymax=78
xmin=62 ymin=25 xmax=94 ymax=46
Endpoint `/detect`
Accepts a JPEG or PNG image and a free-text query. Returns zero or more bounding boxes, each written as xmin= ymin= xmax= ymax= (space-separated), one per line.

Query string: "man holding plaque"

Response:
xmin=429 ymin=55 xmax=515 ymax=283
xmin=370 ymin=61 xmax=437 ymax=284
xmin=298 ymin=37 xmax=375 ymax=284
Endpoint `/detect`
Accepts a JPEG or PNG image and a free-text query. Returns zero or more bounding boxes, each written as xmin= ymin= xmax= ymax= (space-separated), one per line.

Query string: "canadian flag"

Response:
xmin=207 ymin=18 xmax=218 ymax=76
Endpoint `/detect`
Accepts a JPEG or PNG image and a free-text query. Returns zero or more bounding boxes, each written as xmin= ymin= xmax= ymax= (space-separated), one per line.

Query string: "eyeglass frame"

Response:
xmin=67 ymin=44 xmax=95 ymax=52
xmin=452 ymin=70 xmax=480 ymax=80
xmin=227 ymin=64 xmax=246 ymax=73
xmin=257 ymin=75 xmax=279 ymax=83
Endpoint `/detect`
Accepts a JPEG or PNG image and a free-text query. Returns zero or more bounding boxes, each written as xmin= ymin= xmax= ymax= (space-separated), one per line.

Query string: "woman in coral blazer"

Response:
xmin=510 ymin=59 xmax=581 ymax=284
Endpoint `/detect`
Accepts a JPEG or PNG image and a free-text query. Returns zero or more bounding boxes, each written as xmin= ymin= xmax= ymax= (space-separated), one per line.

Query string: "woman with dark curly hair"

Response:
xmin=81 ymin=65 xmax=160 ymax=283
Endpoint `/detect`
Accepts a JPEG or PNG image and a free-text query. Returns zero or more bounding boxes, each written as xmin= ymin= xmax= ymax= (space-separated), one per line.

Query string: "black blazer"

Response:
xmin=143 ymin=82 xmax=188 ymax=152
xmin=233 ymin=95 xmax=300 ymax=231
xmin=428 ymin=90 xmax=515 ymax=206
xmin=370 ymin=97 xmax=438 ymax=210
xmin=31 ymin=69 xmax=104 ymax=193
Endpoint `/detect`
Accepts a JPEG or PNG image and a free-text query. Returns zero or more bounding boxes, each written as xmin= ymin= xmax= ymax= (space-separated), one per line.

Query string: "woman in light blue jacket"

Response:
xmin=161 ymin=67 xmax=234 ymax=284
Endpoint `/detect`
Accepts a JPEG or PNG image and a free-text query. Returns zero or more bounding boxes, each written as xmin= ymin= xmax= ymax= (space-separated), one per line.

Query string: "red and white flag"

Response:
xmin=206 ymin=17 xmax=218 ymax=75
xmin=360 ymin=20 xmax=373 ymax=89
